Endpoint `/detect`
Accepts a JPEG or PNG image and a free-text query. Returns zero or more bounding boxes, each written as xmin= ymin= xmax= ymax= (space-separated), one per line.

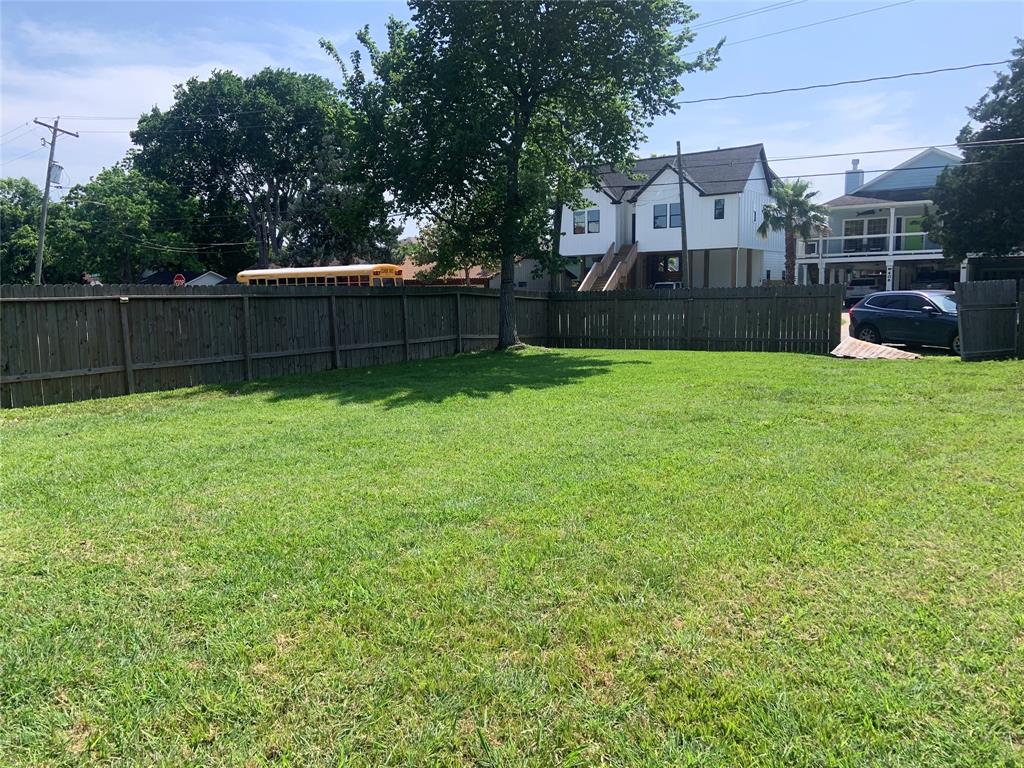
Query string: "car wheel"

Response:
xmin=857 ymin=324 xmax=882 ymax=344
xmin=951 ymin=333 xmax=961 ymax=356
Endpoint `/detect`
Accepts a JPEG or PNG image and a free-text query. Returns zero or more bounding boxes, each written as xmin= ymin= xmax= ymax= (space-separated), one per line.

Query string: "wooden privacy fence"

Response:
xmin=1 ymin=283 xmax=843 ymax=409
xmin=955 ymin=279 xmax=1021 ymax=362
xmin=546 ymin=285 xmax=844 ymax=354
xmin=0 ymin=285 xmax=548 ymax=409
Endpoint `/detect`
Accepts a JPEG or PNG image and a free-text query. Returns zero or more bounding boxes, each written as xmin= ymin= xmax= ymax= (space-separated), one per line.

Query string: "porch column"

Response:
xmin=888 ymin=206 xmax=896 ymax=255
xmin=819 ymin=261 xmax=828 ymax=285
xmin=732 ymin=248 xmax=739 ymax=287
xmin=745 ymin=248 xmax=752 ymax=287
xmin=885 ymin=259 xmax=895 ymax=290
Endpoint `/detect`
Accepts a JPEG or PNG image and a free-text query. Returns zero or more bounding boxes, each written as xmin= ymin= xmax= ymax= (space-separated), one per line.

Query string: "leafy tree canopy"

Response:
xmin=132 ymin=68 xmax=395 ymax=268
xmin=45 ymin=164 xmax=203 ymax=283
xmin=930 ymin=42 xmax=1024 ymax=258
xmin=1 ymin=177 xmax=42 ymax=284
xmin=331 ymin=0 xmax=719 ymax=346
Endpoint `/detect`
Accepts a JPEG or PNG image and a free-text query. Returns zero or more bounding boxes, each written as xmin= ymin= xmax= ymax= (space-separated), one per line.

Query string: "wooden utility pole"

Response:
xmin=33 ymin=117 xmax=79 ymax=285
xmin=675 ymin=141 xmax=690 ymax=288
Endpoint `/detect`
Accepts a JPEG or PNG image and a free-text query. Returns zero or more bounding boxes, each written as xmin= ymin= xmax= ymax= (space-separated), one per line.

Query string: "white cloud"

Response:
xmin=1 ymin=17 xmax=347 ymax=185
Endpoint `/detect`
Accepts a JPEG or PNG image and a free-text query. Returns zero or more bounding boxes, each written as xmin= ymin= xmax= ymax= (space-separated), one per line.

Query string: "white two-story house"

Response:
xmin=560 ymin=144 xmax=786 ymax=290
xmin=797 ymin=147 xmax=961 ymax=291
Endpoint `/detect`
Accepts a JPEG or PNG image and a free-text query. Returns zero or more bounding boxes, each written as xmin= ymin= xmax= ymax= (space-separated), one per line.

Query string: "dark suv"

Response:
xmin=849 ymin=290 xmax=960 ymax=354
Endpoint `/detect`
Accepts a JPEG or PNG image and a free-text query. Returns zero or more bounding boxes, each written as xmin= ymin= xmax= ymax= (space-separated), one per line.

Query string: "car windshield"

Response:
xmin=929 ymin=294 xmax=958 ymax=313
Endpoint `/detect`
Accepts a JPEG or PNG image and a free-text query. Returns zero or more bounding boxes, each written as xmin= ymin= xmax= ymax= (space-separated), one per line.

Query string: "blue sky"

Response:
xmin=2 ymin=0 xmax=1021 ymax=211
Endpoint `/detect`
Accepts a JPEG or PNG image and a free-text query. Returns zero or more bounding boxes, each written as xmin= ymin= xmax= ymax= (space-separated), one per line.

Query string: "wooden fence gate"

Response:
xmin=955 ymin=280 xmax=1020 ymax=361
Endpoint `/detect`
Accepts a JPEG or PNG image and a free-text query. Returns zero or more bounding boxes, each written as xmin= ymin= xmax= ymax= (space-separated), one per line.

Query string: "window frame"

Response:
xmin=587 ymin=209 xmax=600 ymax=234
xmin=669 ymin=202 xmax=681 ymax=228
xmin=713 ymin=198 xmax=725 ymax=220
xmin=573 ymin=210 xmax=586 ymax=235
xmin=653 ymin=203 xmax=667 ymax=229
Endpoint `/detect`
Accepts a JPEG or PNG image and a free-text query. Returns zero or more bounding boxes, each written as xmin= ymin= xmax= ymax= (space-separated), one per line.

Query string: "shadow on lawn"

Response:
xmin=223 ymin=348 xmax=649 ymax=409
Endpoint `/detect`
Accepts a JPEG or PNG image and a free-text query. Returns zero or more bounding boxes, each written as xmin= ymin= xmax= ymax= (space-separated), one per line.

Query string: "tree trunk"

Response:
xmin=496 ymin=161 xmax=522 ymax=349
xmin=784 ymin=230 xmax=796 ymax=285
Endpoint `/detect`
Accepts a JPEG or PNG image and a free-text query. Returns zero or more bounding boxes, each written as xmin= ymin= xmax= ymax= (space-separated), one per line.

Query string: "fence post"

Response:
xmin=771 ymin=291 xmax=780 ymax=353
xmin=118 ymin=297 xmax=135 ymax=395
xmin=401 ymin=291 xmax=410 ymax=361
xmin=241 ymin=295 xmax=253 ymax=380
xmin=454 ymin=291 xmax=463 ymax=353
xmin=329 ymin=294 xmax=340 ymax=369
xmin=685 ymin=292 xmax=693 ymax=350
xmin=828 ymin=284 xmax=842 ymax=352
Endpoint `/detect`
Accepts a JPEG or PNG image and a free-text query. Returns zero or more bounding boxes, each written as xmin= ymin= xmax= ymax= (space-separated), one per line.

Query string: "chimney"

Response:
xmin=845 ymin=159 xmax=864 ymax=194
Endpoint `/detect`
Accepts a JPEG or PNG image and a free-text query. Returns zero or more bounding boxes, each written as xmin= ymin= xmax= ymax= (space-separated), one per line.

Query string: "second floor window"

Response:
xmin=654 ymin=203 xmax=682 ymax=229
xmin=714 ymin=199 xmax=725 ymax=220
xmin=573 ymin=209 xmax=600 ymax=234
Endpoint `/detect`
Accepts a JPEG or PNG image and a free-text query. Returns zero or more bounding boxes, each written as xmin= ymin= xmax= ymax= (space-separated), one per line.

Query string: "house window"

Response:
xmin=653 ymin=203 xmax=667 ymax=229
xmin=714 ymin=199 xmax=725 ymax=220
xmin=669 ymin=202 xmax=681 ymax=228
xmin=573 ymin=210 xmax=586 ymax=234
xmin=587 ymin=209 xmax=600 ymax=233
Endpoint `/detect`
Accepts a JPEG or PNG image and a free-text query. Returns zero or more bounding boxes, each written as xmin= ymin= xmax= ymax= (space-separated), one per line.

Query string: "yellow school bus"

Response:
xmin=236 ymin=264 xmax=404 ymax=287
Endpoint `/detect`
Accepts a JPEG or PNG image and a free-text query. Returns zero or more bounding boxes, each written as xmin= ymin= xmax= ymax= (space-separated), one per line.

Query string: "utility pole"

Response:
xmin=675 ymin=141 xmax=690 ymax=289
xmin=33 ymin=117 xmax=78 ymax=285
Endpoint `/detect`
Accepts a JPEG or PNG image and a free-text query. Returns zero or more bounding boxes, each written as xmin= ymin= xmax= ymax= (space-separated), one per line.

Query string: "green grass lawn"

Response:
xmin=2 ymin=348 xmax=1023 ymax=767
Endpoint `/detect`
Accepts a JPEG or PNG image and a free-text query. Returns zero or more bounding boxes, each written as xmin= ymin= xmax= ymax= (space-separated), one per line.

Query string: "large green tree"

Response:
xmin=46 ymin=165 xmax=202 ymax=283
xmin=132 ymin=68 xmax=392 ymax=268
xmin=333 ymin=0 xmax=718 ymax=347
xmin=758 ymin=179 xmax=830 ymax=285
xmin=0 ymin=177 xmax=42 ymax=284
xmin=929 ymin=42 xmax=1024 ymax=258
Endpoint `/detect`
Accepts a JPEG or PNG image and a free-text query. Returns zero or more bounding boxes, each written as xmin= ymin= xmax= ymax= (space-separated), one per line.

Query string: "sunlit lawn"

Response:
xmin=2 ymin=348 xmax=1022 ymax=766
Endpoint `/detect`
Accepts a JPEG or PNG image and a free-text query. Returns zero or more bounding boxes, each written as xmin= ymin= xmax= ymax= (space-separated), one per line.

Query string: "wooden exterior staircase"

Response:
xmin=578 ymin=243 xmax=638 ymax=291
xmin=577 ymin=242 xmax=615 ymax=292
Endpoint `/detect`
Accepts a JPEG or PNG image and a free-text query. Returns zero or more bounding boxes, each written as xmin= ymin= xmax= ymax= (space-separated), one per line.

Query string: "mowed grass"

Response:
xmin=1 ymin=348 xmax=1022 ymax=767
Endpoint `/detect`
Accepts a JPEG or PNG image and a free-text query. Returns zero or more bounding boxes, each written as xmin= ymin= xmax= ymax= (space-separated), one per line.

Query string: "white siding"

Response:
xmin=737 ymin=163 xmax=784 ymax=280
xmin=559 ymin=189 xmax=618 ymax=258
xmin=633 ymin=169 xmax=740 ymax=251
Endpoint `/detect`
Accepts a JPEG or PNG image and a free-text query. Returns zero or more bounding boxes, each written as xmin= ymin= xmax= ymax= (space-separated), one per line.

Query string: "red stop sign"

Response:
xmin=173 ymin=273 xmax=186 ymax=287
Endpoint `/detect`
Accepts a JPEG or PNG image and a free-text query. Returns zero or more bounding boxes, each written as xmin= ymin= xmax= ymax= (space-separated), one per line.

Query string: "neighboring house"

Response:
xmin=797 ymin=148 xmax=961 ymax=291
xmin=138 ymin=269 xmax=229 ymax=286
xmin=560 ymin=143 xmax=785 ymax=290
xmin=401 ymin=256 xmax=568 ymax=291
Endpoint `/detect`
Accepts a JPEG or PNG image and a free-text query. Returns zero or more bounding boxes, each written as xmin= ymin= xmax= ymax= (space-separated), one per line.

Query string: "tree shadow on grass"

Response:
xmin=220 ymin=348 xmax=650 ymax=409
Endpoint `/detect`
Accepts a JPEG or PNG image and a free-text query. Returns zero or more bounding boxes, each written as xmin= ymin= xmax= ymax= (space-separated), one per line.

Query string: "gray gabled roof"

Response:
xmin=597 ymin=143 xmax=775 ymax=202
xmin=825 ymin=189 xmax=934 ymax=207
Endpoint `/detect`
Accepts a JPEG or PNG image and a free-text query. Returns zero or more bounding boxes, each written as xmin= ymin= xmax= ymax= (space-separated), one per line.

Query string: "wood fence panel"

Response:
xmin=2 ymin=284 xmax=843 ymax=409
xmin=1019 ymin=290 xmax=1024 ymax=359
xmin=956 ymin=279 xmax=1019 ymax=361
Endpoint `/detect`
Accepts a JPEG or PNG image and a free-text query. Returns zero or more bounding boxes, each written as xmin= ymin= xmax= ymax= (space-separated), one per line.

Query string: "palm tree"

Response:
xmin=757 ymin=179 xmax=830 ymax=285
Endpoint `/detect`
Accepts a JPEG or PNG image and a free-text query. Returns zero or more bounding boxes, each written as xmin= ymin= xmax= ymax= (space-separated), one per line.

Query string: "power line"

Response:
xmin=1 ymin=121 xmax=31 ymax=139
xmin=724 ymin=0 xmax=914 ymax=46
xmin=692 ymin=0 xmax=806 ymax=30
xmin=680 ymin=59 xmax=1013 ymax=104
xmin=72 ymin=117 xmax=334 ymax=134
xmin=620 ymin=137 xmax=1024 ymax=175
xmin=38 ymin=109 xmax=284 ymax=121
xmin=1 ymin=128 xmax=40 ymax=147
xmin=2 ymin=146 xmax=47 ymax=164
xmin=599 ymin=160 xmax=1009 ymax=196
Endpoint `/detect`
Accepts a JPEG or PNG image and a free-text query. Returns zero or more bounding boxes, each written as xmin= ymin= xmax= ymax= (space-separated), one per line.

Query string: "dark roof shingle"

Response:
xmin=597 ymin=144 xmax=774 ymax=202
